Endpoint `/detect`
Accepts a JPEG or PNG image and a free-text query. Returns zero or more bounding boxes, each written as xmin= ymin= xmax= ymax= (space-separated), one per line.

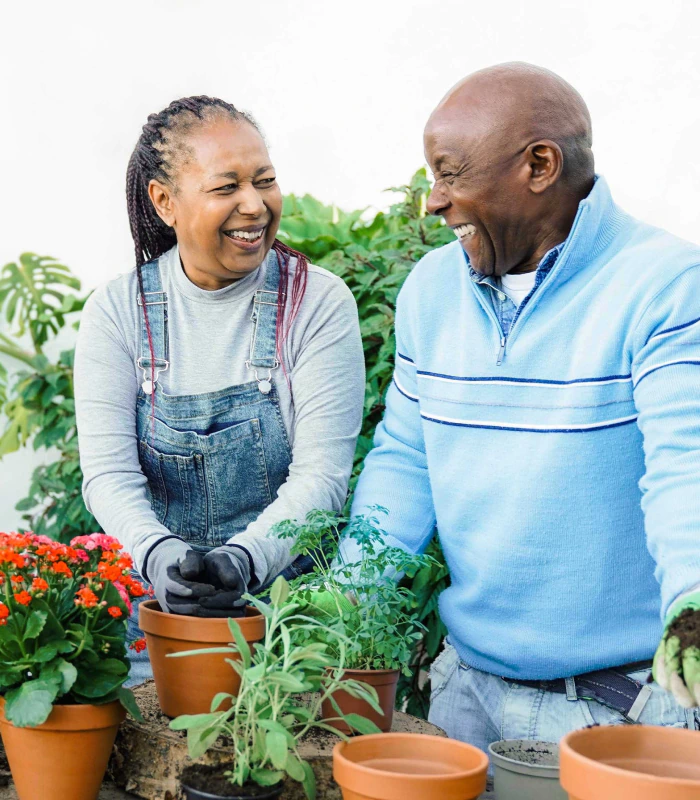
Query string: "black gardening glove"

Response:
xmin=198 ymin=546 xmax=253 ymax=618
xmin=144 ymin=538 xmax=217 ymax=615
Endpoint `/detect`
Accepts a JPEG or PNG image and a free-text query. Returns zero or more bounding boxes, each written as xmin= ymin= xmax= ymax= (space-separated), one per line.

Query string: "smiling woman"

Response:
xmin=73 ymin=96 xmax=365 ymax=685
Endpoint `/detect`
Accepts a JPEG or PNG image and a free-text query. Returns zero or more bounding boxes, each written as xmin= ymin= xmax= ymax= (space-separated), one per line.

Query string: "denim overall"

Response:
xmin=127 ymin=251 xmax=308 ymax=684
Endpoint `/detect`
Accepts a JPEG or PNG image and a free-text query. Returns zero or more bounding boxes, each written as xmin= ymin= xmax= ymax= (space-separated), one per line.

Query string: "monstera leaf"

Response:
xmin=0 ymin=253 xmax=84 ymax=349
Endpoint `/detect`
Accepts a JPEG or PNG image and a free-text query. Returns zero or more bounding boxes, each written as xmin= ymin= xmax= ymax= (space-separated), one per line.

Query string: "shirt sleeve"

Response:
xmin=228 ymin=278 xmax=365 ymax=585
xmin=632 ymin=262 xmax=700 ymax=617
xmin=74 ymin=287 xmax=171 ymax=575
xmin=340 ymin=276 xmax=437 ymax=565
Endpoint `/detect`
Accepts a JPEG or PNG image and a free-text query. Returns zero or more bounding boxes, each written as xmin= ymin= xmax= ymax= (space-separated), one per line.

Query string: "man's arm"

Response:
xmin=632 ymin=263 xmax=700 ymax=706
xmin=341 ymin=280 xmax=436 ymax=565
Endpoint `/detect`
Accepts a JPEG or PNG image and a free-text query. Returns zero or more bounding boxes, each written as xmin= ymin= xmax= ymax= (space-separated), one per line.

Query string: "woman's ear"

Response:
xmin=148 ymin=179 xmax=176 ymax=228
xmin=527 ymin=140 xmax=564 ymax=194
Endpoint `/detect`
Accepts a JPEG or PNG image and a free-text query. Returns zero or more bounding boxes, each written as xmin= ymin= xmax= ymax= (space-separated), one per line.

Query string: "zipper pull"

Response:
xmin=497 ymin=336 xmax=506 ymax=366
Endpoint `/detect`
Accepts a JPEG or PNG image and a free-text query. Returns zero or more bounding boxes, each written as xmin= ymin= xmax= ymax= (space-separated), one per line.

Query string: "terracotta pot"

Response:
xmin=333 ymin=732 xmax=489 ymax=800
xmin=180 ymin=764 xmax=284 ymax=800
xmin=322 ymin=669 xmax=399 ymax=734
xmin=0 ymin=698 xmax=125 ymax=800
xmin=139 ymin=600 xmax=265 ymax=718
xmin=560 ymin=724 xmax=700 ymax=800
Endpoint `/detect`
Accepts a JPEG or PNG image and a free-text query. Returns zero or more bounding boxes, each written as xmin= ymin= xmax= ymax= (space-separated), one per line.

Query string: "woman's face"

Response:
xmin=149 ymin=117 xmax=282 ymax=289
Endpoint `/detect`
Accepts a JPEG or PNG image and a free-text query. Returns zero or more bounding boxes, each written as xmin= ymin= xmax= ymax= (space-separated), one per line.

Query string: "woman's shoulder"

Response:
xmin=81 ymin=267 xmax=139 ymax=339
xmin=295 ymin=260 xmax=356 ymax=308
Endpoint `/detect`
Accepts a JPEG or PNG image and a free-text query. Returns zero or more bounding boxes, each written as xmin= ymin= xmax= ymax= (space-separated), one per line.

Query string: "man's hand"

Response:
xmin=653 ymin=589 xmax=700 ymax=708
xmin=146 ymin=539 xmax=217 ymax=615
xmin=197 ymin=546 xmax=252 ymax=618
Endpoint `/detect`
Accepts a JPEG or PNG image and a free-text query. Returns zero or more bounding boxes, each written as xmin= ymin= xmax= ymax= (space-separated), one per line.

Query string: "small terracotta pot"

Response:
xmin=560 ymin=724 xmax=700 ymax=800
xmin=139 ymin=600 xmax=265 ymax=718
xmin=333 ymin=732 xmax=489 ymax=800
xmin=0 ymin=698 xmax=125 ymax=800
xmin=322 ymin=669 xmax=399 ymax=734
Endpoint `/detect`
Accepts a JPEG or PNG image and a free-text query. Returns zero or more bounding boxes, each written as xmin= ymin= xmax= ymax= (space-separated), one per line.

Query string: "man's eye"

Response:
xmin=217 ymin=184 xmax=238 ymax=192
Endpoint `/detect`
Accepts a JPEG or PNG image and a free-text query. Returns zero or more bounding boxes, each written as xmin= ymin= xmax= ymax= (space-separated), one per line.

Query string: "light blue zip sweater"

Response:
xmin=347 ymin=176 xmax=700 ymax=680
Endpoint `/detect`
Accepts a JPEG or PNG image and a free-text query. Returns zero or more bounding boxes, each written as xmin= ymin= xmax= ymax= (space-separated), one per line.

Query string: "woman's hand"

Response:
xmin=196 ymin=546 xmax=252 ymax=617
xmin=145 ymin=538 xmax=217 ymax=615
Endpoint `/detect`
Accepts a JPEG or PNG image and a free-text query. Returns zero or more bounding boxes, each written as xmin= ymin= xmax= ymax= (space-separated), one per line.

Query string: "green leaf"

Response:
xmin=118 ymin=687 xmax=144 ymax=721
xmin=250 ymin=769 xmax=284 ymax=787
xmin=4 ymin=677 xmax=60 ymax=727
xmin=25 ymin=610 xmax=48 ymax=640
xmin=341 ymin=713 xmax=383 ymax=735
xmin=266 ymin=730 xmax=289 ymax=770
xmin=210 ymin=692 xmax=231 ymax=711
xmin=41 ymin=658 xmax=77 ymax=695
xmin=270 ymin=576 xmax=290 ymax=607
xmin=228 ymin=618 xmax=252 ymax=669
xmin=285 ymin=754 xmax=306 ymax=782
xmin=301 ymin=761 xmax=317 ymax=800
xmin=169 ymin=712 xmax=221 ymax=732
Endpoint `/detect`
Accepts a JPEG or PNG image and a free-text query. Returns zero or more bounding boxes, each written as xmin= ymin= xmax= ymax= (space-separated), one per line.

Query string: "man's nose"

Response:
xmin=426 ymin=183 xmax=449 ymax=216
xmin=236 ymin=183 xmax=266 ymax=216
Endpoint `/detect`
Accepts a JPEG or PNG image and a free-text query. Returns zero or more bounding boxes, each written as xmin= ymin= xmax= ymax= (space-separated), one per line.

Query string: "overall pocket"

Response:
xmin=139 ymin=439 xmax=208 ymax=543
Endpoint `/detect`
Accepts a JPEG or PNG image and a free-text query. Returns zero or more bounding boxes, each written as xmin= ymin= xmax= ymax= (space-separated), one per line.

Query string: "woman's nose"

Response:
xmin=236 ymin=183 xmax=266 ymax=216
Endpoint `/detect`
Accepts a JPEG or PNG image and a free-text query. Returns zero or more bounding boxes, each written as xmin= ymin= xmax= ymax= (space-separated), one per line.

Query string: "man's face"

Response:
xmin=424 ymin=113 xmax=537 ymax=277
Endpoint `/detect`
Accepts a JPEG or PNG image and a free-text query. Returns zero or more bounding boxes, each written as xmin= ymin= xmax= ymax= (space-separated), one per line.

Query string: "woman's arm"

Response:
xmin=74 ymin=285 xmax=176 ymax=575
xmin=227 ymin=275 xmax=365 ymax=585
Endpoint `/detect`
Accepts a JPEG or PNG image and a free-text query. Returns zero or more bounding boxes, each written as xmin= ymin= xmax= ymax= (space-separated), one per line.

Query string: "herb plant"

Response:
xmin=0 ymin=531 xmax=146 ymax=726
xmin=272 ymin=508 xmax=436 ymax=675
xmin=170 ymin=576 xmax=381 ymax=799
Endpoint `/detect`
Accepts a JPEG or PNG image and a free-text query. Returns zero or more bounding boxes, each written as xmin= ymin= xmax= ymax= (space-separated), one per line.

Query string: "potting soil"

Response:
xmin=668 ymin=608 xmax=700 ymax=653
xmin=182 ymin=765 xmax=280 ymax=797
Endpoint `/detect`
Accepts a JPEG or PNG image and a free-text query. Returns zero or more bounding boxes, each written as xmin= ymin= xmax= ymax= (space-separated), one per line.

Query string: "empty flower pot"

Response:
xmin=560 ymin=724 xmax=700 ymax=800
xmin=322 ymin=668 xmax=399 ymax=734
xmin=488 ymin=740 xmax=567 ymax=800
xmin=0 ymin=698 xmax=125 ymax=800
xmin=139 ymin=600 xmax=264 ymax=717
xmin=333 ymin=732 xmax=489 ymax=800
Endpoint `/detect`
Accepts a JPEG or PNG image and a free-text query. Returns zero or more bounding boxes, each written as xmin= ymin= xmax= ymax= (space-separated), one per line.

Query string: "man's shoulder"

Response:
xmin=618 ymin=217 xmax=700 ymax=284
xmin=402 ymin=240 xmax=465 ymax=295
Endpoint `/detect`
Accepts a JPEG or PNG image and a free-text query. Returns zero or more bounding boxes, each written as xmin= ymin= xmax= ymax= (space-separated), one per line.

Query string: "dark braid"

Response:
xmin=126 ymin=96 xmax=309 ymax=421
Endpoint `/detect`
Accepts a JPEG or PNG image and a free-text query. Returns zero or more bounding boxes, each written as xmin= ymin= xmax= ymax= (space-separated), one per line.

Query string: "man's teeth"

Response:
xmin=227 ymin=229 xmax=264 ymax=241
xmin=454 ymin=224 xmax=477 ymax=240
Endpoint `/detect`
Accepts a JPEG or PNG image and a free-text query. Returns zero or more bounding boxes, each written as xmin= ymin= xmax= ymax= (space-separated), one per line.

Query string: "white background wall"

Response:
xmin=1 ymin=0 xmax=699 ymax=526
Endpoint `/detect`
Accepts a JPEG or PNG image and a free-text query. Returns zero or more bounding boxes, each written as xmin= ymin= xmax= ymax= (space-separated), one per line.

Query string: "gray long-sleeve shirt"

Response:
xmin=74 ymin=246 xmax=365 ymax=584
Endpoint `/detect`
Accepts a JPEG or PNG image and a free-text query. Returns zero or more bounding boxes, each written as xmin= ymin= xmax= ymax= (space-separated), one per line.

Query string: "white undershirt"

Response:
xmin=499 ymin=270 xmax=537 ymax=307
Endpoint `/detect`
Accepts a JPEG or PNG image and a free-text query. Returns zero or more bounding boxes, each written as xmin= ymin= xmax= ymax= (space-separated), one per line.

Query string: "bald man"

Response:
xmin=344 ymin=63 xmax=700 ymax=749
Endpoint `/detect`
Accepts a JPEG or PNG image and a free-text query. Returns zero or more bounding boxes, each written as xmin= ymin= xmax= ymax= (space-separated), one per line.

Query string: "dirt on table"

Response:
xmin=668 ymin=608 xmax=700 ymax=652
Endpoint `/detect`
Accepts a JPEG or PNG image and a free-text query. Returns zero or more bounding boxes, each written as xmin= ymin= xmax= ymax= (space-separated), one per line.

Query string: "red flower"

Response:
xmin=107 ymin=606 xmax=123 ymax=618
xmin=129 ymin=637 xmax=147 ymax=653
xmin=0 ymin=602 xmax=9 ymax=625
xmin=11 ymin=575 xmax=24 ymax=584
xmin=31 ymin=577 xmax=49 ymax=592
xmin=75 ymin=587 xmax=99 ymax=608
xmin=51 ymin=561 xmax=73 ymax=578
xmin=14 ymin=591 xmax=32 ymax=606
xmin=98 ymin=562 xmax=123 ymax=582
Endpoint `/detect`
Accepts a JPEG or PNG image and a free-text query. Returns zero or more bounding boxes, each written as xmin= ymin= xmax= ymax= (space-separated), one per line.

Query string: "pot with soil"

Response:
xmin=180 ymin=764 xmax=283 ymax=800
xmin=0 ymin=698 xmax=125 ymax=800
xmin=488 ymin=740 xmax=567 ymax=800
xmin=560 ymin=724 xmax=700 ymax=800
xmin=333 ymin=732 xmax=489 ymax=800
xmin=139 ymin=600 xmax=265 ymax=717
xmin=321 ymin=668 xmax=399 ymax=734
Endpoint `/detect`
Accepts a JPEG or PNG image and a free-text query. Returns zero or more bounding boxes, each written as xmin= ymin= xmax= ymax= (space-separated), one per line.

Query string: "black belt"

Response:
xmin=503 ymin=660 xmax=654 ymax=720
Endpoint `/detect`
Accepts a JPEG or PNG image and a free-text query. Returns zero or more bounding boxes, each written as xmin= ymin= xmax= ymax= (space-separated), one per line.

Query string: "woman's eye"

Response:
xmin=256 ymin=177 xmax=276 ymax=186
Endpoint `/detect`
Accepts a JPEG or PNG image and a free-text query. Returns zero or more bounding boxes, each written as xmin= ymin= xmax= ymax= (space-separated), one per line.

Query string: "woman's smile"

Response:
xmin=223 ymin=224 xmax=267 ymax=252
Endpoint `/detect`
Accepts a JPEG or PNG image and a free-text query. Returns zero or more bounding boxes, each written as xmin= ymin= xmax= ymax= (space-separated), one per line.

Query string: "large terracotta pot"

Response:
xmin=0 ymin=697 xmax=125 ymax=800
xmin=333 ymin=732 xmax=489 ymax=800
xmin=139 ymin=600 xmax=265 ymax=718
xmin=560 ymin=724 xmax=700 ymax=800
xmin=322 ymin=669 xmax=399 ymax=734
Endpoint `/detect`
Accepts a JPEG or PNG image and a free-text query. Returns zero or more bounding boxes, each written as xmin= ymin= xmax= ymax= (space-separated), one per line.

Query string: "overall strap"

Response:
xmin=136 ymin=258 xmax=169 ymax=394
xmin=247 ymin=249 xmax=282 ymax=392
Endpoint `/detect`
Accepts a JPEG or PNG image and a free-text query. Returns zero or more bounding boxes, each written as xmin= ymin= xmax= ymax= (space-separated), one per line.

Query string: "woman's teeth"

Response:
xmin=454 ymin=224 xmax=477 ymax=240
xmin=226 ymin=228 xmax=265 ymax=241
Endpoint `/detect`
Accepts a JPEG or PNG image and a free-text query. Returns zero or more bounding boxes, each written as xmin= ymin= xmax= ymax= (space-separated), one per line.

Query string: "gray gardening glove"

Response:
xmin=198 ymin=545 xmax=254 ymax=618
xmin=144 ymin=537 xmax=217 ymax=615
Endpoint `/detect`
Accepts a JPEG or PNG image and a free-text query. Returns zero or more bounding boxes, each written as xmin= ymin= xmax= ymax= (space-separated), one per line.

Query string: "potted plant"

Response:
xmin=139 ymin=598 xmax=265 ymax=718
xmin=0 ymin=531 xmax=145 ymax=800
xmin=170 ymin=576 xmax=382 ymax=799
xmin=273 ymin=508 xmax=435 ymax=733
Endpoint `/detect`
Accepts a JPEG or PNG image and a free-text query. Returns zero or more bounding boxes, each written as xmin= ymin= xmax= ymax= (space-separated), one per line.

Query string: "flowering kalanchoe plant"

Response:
xmin=0 ymin=531 xmax=146 ymax=727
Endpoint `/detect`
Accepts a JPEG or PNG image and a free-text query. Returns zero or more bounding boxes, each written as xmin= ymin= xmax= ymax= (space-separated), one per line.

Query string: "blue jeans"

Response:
xmin=428 ymin=642 xmax=700 ymax=757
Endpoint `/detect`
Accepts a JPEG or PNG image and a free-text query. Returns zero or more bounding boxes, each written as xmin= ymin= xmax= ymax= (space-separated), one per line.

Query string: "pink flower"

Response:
xmin=70 ymin=536 xmax=98 ymax=551
xmin=113 ymin=581 xmax=133 ymax=614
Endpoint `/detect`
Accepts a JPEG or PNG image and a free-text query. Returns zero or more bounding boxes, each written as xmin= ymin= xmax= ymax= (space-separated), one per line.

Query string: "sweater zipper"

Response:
xmin=497 ymin=335 xmax=507 ymax=366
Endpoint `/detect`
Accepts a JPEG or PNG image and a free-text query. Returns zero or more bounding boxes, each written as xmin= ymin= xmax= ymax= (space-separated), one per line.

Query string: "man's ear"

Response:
xmin=527 ymin=140 xmax=563 ymax=194
xmin=148 ymin=179 xmax=176 ymax=228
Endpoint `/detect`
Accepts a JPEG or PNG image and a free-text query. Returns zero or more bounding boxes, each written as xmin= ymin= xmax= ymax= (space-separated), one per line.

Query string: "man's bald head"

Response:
xmin=428 ymin=62 xmax=594 ymax=191
xmin=424 ymin=63 xmax=595 ymax=276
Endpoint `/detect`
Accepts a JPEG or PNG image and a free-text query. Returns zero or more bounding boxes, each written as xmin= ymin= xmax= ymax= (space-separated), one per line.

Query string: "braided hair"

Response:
xmin=126 ymin=96 xmax=308 ymax=417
